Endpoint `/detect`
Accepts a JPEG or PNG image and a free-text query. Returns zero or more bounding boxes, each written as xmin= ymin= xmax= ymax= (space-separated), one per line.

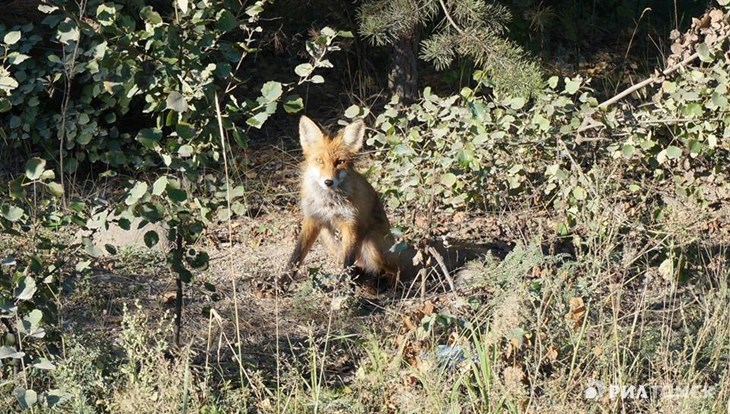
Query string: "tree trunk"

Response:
xmin=388 ymin=28 xmax=419 ymax=105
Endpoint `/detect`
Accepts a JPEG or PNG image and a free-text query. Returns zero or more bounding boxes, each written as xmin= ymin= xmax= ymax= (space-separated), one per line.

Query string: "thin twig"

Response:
xmin=578 ymin=31 xmax=730 ymax=135
xmin=427 ymin=246 xmax=456 ymax=293
xmin=438 ymin=0 xmax=464 ymax=35
xmin=597 ymin=46 xmax=706 ymax=110
xmin=58 ymin=0 xmax=87 ymax=208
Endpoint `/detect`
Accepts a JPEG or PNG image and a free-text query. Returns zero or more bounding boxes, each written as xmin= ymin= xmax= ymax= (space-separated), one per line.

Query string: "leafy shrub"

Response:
xmin=0 ymin=158 xmax=85 ymax=411
xmin=363 ymin=76 xmax=593 ymax=220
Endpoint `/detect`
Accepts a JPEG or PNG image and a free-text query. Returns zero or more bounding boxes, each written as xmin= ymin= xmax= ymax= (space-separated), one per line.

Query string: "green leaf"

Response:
xmin=140 ymin=6 xmax=162 ymax=26
xmin=32 ymin=358 xmax=56 ymax=370
xmin=3 ymin=31 xmax=21 ymax=45
xmin=564 ymin=78 xmax=580 ymax=94
xmin=45 ymin=182 xmax=64 ymax=197
xmin=682 ymin=103 xmax=703 ymax=117
xmin=696 ymin=42 xmax=711 ymax=62
xmin=621 ymin=144 xmax=635 ymax=158
xmin=125 ymin=181 xmax=148 ymax=205
xmin=216 ymin=9 xmax=237 ymax=31
xmin=509 ymin=97 xmax=526 ymax=110
xmin=117 ymin=218 xmax=131 ymax=231
xmin=0 ymin=99 xmax=11 ymax=112
xmin=0 ymin=76 xmax=18 ymax=92
xmin=177 ymin=0 xmax=189 ymax=14
xmin=320 ymin=27 xmax=336 ymax=37
xmin=8 ymin=52 xmax=30 ymax=65
xmin=457 ymin=147 xmax=475 ymax=167
xmin=0 ymin=346 xmax=24 ymax=359
xmin=344 ymin=105 xmax=361 ymax=118
xmin=45 ymin=389 xmax=66 ymax=407
xmin=25 ymin=158 xmax=46 ymax=180
xmin=144 ymin=230 xmax=159 ymax=248
xmin=22 ymin=309 xmax=43 ymax=333
xmin=166 ymin=91 xmax=188 ymax=113
xmin=688 ymin=140 xmax=703 ymax=156
xmin=294 ymin=63 xmax=313 ymax=77
xmin=310 ymin=75 xmax=325 ymax=84
xmin=708 ymin=134 xmax=718 ymax=149
xmin=14 ymin=389 xmax=37 ymax=410
xmin=175 ymin=123 xmax=195 ymax=139
xmin=283 ymin=95 xmax=303 ymax=114
xmin=245 ymin=3 xmax=264 ymax=17
xmin=9 ymin=178 xmax=25 ymax=200
xmin=187 ymin=250 xmax=209 ymax=270
xmin=711 ymin=92 xmax=728 ymax=109
xmin=547 ymin=76 xmax=559 ymax=89
xmin=441 ymin=173 xmax=457 ymax=188
xmin=57 ymin=21 xmax=80 ymax=45
xmin=96 ymin=3 xmax=118 ymax=25
xmin=665 ymin=145 xmax=682 ymax=159
xmin=152 ymin=176 xmax=168 ymax=196
xmin=137 ymin=128 xmax=162 ymax=149
xmin=104 ymin=244 xmax=117 ymax=255
xmin=1 ymin=204 xmax=24 ymax=222
xmin=232 ymin=128 xmax=248 ymax=148
xmin=178 ymin=266 xmax=193 ymax=283
xmin=572 ymin=186 xmax=587 ymax=201
xmin=246 ymin=112 xmax=270 ymax=129
xmin=40 ymin=170 xmax=56 ymax=181
xmin=533 ymin=114 xmax=550 ymax=131
xmin=470 ymin=102 xmax=488 ymax=122
xmin=15 ymin=277 xmax=37 ymax=301
xmin=166 ymin=186 xmax=187 ymax=202
xmin=662 ymin=81 xmax=676 ymax=94
xmin=178 ymin=145 xmax=194 ymax=157
xmin=39 ymin=4 xmax=59 ymax=13
xmin=260 ymin=81 xmax=283 ymax=102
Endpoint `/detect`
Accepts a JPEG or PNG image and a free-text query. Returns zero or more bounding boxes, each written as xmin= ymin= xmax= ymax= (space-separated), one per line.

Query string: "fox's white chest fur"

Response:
xmin=301 ymin=166 xmax=357 ymax=223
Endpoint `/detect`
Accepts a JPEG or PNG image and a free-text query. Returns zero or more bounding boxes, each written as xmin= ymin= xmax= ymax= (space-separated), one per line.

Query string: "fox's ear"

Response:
xmin=299 ymin=116 xmax=324 ymax=150
xmin=341 ymin=119 xmax=365 ymax=152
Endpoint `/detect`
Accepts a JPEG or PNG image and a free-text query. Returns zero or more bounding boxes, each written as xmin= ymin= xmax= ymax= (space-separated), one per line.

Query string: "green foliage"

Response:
xmin=0 ymin=158 xmax=97 ymax=411
xmin=359 ymin=0 xmax=440 ymax=46
xmin=358 ymin=0 xmax=543 ymax=97
xmin=366 ymin=13 xmax=730 ymax=234
xmin=0 ymin=0 xmax=345 ymax=170
xmin=366 ymin=75 xmax=593 ymax=229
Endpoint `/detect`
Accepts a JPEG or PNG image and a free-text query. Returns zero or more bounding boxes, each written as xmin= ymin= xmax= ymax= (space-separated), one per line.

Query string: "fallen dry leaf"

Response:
xmin=566 ymin=296 xmax=586 ymax=331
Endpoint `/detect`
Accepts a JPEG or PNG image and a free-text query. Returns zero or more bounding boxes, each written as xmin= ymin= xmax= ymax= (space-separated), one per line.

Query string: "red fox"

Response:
xmin=284 ymin=116 xmax=398 ymax=290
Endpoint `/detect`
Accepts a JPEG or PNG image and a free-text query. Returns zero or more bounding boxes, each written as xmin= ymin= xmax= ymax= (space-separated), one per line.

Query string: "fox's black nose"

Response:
xmin=324 ymin=179 xmax=334 ymax=187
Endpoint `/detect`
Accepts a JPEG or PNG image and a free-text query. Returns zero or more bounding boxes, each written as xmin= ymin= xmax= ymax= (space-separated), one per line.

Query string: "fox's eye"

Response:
xmin=334 ymin=159 xmax=344 ymax=167
xmin=315 ymin=157 xmax=323 ymax=165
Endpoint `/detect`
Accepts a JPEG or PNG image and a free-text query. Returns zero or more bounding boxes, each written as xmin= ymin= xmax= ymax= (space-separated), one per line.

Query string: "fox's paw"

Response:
xmin=252 ymin=271 xmax=297 ymax=298
xmin=352 ymin=269 xmax=398 ymax=296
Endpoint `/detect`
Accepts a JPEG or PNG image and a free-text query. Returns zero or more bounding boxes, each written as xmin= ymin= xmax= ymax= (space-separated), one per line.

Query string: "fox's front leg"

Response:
xmin=283 ymin=217 xmax=321 ymax=284
xmin=340 ymin=223 xmax=362 ymax=277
